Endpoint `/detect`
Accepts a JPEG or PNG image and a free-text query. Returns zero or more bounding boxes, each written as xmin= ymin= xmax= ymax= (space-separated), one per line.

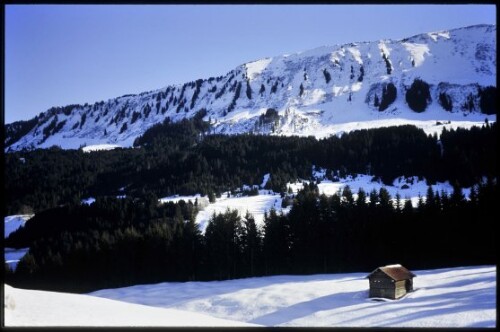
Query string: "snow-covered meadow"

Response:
xmin=159 ymin=172 xmax=469 ymax=233
xmin=3 ymin=285 xmax=258 ymax=327
xmin=5 ymin=265 xmax=496 ymax=327
xmin=194 ymin=191 xmax=282 ymax=232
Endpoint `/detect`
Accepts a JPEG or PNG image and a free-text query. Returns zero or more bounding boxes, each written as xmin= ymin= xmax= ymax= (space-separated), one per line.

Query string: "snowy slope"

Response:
xmin=195 ymin=191 xmax=282 ymax=232
xmin=4 ymin=215 xmax=33 ymax=270
xmin=87 ymin=265 xmax=497 ymax=327
xmin=291 ymin=171 xmax=471 ymax=207
xmin=5 ymin=24 xmax=496 ymax=151
xmin=5 ymin=248 xmax=29 ymax=271
xmin=184 ymin=172 xmax=468 ymax=233
xmin=3 ymin=285 xmax=259 ymax=327
xmin=4 ymin=215 xmax=32 ymax=238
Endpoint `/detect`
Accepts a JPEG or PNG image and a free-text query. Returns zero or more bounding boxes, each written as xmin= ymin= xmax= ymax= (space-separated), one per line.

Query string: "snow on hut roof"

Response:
xmin=366 ymin=264 xmax=416 ymax=281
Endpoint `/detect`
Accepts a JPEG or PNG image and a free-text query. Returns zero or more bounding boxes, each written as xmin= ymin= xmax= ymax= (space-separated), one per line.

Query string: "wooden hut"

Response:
xmin=366 ymin=264 xmax=416 ymax=299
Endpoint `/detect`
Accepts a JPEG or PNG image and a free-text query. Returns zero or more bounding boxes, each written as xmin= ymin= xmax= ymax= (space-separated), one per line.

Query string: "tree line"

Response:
xmin=4 ymin=118 xmax=496 ymax=216
xmin=5 ymin=178 xmax=497 ymax=293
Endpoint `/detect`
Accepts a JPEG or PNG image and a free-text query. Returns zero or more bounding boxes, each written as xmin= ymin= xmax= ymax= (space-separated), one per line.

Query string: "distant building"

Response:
xmin=366 ymin=264 xmax=416 ymax=299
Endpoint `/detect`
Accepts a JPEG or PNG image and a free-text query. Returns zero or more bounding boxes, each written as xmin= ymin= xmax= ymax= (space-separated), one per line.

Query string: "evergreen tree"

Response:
xmin=479 ymin=86 xmax=496 ymax=115
xmin=259 ymin=84 xmax=265 ymax=95
xmin=406 ymin=79 xmax=431 ymax=113
xmin=402 ymin=199 xmax=413 ymax=215
xmin=323 ymin=69 xmax=331 ymax=84
xmin=439 ymin=92 xmax=453 ymax=112
xmin=379 ymin=83 xmax=397 ymax=111
xmin=358 ymin=65 xmax=364 ymax=82
xmin=369 ymin=189 xmax=379 ymax=208
xmin=356 ymin=188 xmax=367 ymax=209
xmin=378 ymin=187 xmax=392 ymax=210
xmin=395 ymin=193 xmax=402 ymax=213
xmin=246 ymin=81 xmax=252 ymax=100
xmin=119 ymin=122 xmax=128 ymax=134
xmin=242 ymin=212 xmax=261 ymax=276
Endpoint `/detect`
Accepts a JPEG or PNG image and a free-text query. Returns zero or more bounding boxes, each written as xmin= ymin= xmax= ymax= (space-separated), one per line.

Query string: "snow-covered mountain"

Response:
xmin=5 ymin=265 xmax=496 ymax=327
xmin=5 ymin=24 xmax=496 ymax=151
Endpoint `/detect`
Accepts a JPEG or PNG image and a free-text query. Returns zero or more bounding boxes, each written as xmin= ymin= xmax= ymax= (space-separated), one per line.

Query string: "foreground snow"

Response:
xmin=5 ymin=266 xmax=495 ymax=327
xmin=3 ymin=285 xmax=258 ymax=327
xmin=88 ymin=265 xmax=495 ymax=327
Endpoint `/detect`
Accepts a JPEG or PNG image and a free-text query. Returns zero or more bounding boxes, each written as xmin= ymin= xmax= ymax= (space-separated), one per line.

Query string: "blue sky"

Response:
xmin=5 ymin=4 xmax=496 ymax=123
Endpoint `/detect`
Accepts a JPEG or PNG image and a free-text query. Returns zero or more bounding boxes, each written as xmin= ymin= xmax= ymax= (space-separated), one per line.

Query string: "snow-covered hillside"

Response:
xmin=3 ymin=285 xmax=258 ymax=327
xmin=5 ymin=265 xmax=495 ymax=327
xmin=4 ymin=215 xmax=32 ymax=270
xmin=159 ymin=172 xmax=469 ymax=233
xmin=4 ymin=215 xmax=32 ymax=238
xmin=5 ymin=24 xmax=496 ymax=151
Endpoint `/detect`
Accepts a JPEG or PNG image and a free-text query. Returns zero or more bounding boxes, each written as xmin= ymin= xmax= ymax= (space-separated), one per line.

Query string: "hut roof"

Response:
xmin=366 ymin=264 xmax=416 ymax=281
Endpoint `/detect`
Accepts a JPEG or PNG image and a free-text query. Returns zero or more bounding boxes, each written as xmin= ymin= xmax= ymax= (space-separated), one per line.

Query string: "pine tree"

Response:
xmin=450 ymin=184 xmax=465 ymax=208
xmin=323 ymin=69 xmax=331 ymax=84
xmin=378 ymin=187 xmax=392 ymax=209
xmin=342 ymin=185 xmax=354 ymax=207
xmin=356 ymin=188 xmax=367 ymax=208
xmin=369 ymin=189 xmax=379 ymax=208
xmin=402 ymin=199 xmax=413 ymax=215
xmin=242 ymin=211 xmax=261 ymax=276
xmin=358 ymin=65 xmax=364 ymax=82
xmin=426 ymin=185 xmax=435 ymax=211
xmin=395 ymin=192 xmax=402 ymax=212
xmin=406 ymin=79 xmax=431 ymax=113
xmin=259 ymin=84 xmax=265 ymax=95
xmin=246 ymin=81 xmax=252 ymax=100
xmin=119 ymin=122 xmax=128 ymax=134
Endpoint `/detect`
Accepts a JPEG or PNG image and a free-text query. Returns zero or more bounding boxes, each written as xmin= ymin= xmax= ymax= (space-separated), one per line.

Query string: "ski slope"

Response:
xmin=5 ymin=265 xmax=494 ymax=327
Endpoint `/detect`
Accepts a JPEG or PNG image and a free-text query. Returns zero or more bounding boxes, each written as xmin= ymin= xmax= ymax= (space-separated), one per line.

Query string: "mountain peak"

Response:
xmin=5 ymin=24 xmax=496 ymax=151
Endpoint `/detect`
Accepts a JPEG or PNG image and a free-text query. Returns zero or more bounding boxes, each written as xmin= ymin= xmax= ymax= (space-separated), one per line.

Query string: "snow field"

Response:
xmin=161 ymin=171 xmax=463 ymax=234
xmin=85 ymin=265 xmax=495 ymax=327
xmin=195 ymin=192 xmax=282 ymax=233
xmin=3 ymin=285 xmax=258 ymax=327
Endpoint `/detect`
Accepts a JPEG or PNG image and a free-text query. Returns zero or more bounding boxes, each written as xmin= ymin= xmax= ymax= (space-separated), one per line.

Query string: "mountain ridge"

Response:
xmin=5 ymin=24 xmax=496 ymax=151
